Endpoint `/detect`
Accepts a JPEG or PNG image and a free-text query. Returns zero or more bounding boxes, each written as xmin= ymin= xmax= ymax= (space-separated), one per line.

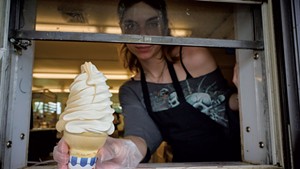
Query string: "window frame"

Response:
xmin=3 ymin=0 xmax=286 ymax=168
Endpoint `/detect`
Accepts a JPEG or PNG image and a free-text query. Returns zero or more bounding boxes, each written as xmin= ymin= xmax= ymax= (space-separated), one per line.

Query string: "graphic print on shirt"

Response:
xmin=149 ymin=76 xmax=229 ymax=127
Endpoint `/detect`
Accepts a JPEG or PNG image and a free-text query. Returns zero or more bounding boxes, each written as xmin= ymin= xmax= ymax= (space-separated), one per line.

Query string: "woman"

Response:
xmin=54 ymin=0 xmax=240 ymax=168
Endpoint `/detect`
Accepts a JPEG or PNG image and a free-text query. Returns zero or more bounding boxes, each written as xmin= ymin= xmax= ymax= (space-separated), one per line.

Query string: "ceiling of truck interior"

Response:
xmin=32 ymin=0 xmax=238 ymax=95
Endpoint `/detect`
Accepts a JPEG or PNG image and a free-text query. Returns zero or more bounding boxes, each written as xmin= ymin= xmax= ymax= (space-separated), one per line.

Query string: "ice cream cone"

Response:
xmin=63 ymin=131 xmax=108 ymax=169
xmin=55 ymin=62 xmax=115 ymax=169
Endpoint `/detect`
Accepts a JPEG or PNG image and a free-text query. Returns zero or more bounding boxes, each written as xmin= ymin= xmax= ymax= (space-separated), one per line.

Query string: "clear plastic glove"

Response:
xmin=53 ymin=137 xmax=143 ymax=169
xmin=53 ymin=138 xmax=69 ymax=169
xmin=96 ymin=137 xmax=143 ymax=169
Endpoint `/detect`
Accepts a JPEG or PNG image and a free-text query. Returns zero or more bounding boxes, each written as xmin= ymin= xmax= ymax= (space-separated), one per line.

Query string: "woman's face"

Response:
xmin=121 ymin=2 xmax=163 ymax=60
xmin=120 ymin=2 xmax=164 ymax=36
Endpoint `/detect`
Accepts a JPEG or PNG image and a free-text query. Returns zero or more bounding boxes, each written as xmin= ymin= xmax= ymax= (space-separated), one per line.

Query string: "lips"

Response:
xmin=135 ymin=44 xmax=153 ymax=53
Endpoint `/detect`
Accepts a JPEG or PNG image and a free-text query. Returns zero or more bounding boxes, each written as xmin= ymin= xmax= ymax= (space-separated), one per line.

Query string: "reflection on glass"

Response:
xmin=34 ymin=0 xmax=254 ymax=39
xmin=31 ymin=89 xmax=59 ymax=129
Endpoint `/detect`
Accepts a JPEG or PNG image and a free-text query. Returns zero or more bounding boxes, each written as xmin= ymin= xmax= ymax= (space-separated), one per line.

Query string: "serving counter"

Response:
xmin=25 ymin=162 xmax=283 ymax=169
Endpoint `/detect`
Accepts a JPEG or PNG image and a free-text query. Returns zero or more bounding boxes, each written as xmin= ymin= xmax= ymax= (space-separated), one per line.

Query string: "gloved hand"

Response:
xmin=53 ymin=138 xmax=69 ymax=169
xmin=53 ymin=137 xmax=143 ymax=169
xmin=96 ymin=137 xmax=143 ymax=169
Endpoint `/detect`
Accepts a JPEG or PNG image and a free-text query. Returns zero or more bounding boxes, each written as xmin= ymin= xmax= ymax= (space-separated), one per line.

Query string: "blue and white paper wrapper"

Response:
xmin=68 ymin=156 xmax=97 ymax=169
xmin=62 ymin=131 xmax=108 ymax=169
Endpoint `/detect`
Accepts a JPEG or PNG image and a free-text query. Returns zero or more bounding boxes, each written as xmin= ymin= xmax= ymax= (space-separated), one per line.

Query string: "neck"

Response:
xmin=143 ymin=60 xmax=167 ymax=83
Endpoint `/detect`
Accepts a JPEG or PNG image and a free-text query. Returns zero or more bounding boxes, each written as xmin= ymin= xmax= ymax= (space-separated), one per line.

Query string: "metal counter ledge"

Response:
xmin=25 ymin=162 xmax=283 ymax=169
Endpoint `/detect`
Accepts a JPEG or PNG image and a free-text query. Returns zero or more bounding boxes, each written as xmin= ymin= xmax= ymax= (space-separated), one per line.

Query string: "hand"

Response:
xmin=232 ymin=63 xmax=239 ymax=88
xmin=97 ymin=137 xmax=143 ymax=169
xmin=53 ymin=139 xmax=69 ymax=169
xmin=229 ymin=63 xmax=239 ymax=111
xmin=53 ymin=137 xmax=143 ymax=169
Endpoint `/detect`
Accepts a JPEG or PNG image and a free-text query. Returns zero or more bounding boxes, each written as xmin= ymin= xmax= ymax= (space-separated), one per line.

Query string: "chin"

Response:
xmin=136 ymin=53 xmax=154 ymax=60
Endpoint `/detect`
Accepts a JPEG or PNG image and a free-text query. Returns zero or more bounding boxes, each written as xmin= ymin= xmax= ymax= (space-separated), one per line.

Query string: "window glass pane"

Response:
xmin=35 ymin=0 xmax=255 ymax=40
xmin=32 ymin=90 xmax=58 ymax=129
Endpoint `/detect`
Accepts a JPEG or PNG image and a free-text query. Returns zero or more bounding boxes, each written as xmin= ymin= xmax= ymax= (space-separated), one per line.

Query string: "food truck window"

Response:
xmin=34 ymin=0 xmax=250 ymax=40
xmin=6 ymin=0 xmax=284 ymax=168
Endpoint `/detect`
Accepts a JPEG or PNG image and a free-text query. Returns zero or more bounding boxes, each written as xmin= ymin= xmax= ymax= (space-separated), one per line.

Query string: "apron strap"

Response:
xmin=140 ymin=67 xmax=154 ymax=113
xmin=166 ymin=61 xmax=186 ymax=103
xmin=141 ymin=60 xmax=187 ymax=112
xmin=179 ymin=46 xmax=193 ymax=79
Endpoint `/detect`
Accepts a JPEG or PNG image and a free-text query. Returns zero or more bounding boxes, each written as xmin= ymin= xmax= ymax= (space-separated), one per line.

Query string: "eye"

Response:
xmin=146 ymin=18 xmax=160 ymax=29
xmin=147 ymin=21 xmax=160 ymax=29
xmin=122 ymin=21 xmax=139 ymax=34
xmin=125 ymin=23 xmax=134 ymax=29
xmin=145 ymin=19 xmax=162 ymax=35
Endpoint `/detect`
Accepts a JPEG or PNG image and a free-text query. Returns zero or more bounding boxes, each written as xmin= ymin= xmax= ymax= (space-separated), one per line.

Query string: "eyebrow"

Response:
xmin=122 ymin=16 xmax=160 ymax=23
xmin=146 ymin=16 xmax=160 ymax=23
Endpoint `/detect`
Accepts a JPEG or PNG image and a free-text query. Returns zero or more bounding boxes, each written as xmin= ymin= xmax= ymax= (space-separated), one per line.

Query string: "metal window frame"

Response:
xmin=272 ymin=0 xmax=300 ymax=168
xmin=2 ymin=0 xmax=285 ymax=168
xmin=11 ymin=30 xmax=264 ymax=50
xmin=0 ymin=0 xmax=12 ymax=168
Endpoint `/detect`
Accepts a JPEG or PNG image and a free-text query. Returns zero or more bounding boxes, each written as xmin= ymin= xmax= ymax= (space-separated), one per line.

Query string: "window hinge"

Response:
xmin=9 ymin=38 xmax=31 ymax=55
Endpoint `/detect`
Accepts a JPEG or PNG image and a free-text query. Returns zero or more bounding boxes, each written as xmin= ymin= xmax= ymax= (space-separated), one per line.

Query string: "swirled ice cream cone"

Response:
xmin=56 ymin=62 xmax=115 ymax=169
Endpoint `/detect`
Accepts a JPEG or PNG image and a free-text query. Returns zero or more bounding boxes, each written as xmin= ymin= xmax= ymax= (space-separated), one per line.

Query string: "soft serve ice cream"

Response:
xmin=56 ymin=62 xmax=115 ymax=168
xmin=56 ymin=61 xmax=115 ymax=135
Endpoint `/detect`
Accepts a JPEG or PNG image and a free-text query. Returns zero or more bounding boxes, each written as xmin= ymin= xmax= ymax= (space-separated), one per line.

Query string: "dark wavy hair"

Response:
xmin=117 ymin=0 xmax=177 ymax=73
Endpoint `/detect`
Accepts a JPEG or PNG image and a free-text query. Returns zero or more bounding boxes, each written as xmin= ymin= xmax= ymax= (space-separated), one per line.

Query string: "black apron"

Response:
xmin=140 ymin=61 xmax=240 ymax=162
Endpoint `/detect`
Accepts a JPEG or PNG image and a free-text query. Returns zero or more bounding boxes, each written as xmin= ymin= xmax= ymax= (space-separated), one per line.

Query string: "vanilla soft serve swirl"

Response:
xmin=56 ymin=62 xmax=115 ymax=135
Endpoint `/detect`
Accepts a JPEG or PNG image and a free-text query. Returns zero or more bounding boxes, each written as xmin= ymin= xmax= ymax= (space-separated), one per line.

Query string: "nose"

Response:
xmin=138 ymin=25 xmax=148 ymax=35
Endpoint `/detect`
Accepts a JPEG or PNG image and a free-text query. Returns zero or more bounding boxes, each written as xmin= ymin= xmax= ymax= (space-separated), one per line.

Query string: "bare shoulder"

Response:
xmin=180 ymin=46 xmax=217 ymax=76
xmin=182 ymin=47 xmax=213 ymax=63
